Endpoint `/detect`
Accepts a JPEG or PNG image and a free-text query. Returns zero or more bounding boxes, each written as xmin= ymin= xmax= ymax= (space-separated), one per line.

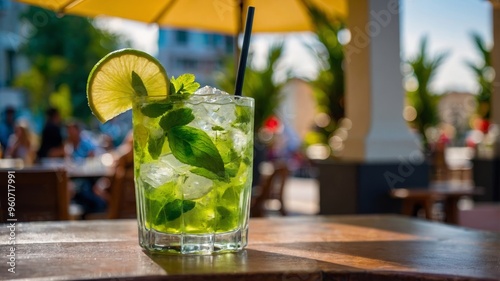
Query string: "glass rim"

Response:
xmin=133 ymin=94 xmax=255 ymax=103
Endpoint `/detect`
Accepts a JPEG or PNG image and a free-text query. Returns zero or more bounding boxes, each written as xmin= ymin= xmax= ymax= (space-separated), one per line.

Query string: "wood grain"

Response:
xmin=0 ymin=215 xmax=499 ymax=280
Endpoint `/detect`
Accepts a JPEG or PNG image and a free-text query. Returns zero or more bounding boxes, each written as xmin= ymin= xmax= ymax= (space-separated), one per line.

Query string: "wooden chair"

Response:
xmin=251 ymin=162 xmax=289 ymax=217
xmin=106 ymin=150 xmax=136 ymax=219
xmin=390 ymin=188 xmax=444 ymax=221
xmin=87 ymin=150 xmax=136 ymax=219
xmin=0 ymin=168 xmax=70 ymax=221
xmin=390 ymin=185 xmax=484 ymax=224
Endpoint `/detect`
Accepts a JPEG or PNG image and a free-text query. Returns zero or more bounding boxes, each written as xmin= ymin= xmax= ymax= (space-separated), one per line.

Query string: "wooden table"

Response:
xmin=391 ymin=185 xmax=484 ymax=224
xmin=1 ymin=215 xmax=499 ymax=280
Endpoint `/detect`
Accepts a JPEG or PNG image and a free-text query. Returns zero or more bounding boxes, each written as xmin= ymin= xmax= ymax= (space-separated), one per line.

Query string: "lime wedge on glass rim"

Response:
xmin=86 ymin=48 xmax=169 ymax=123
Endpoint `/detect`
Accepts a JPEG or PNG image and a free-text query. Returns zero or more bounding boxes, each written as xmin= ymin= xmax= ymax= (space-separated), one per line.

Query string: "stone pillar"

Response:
xmin=317 ymin=0 xmax=429 ymax=215
xmin=492 ymin=1 xmax=500 ymax=156
xmin=343 ymin=0 xmax=420 ymax=161
xmin=473 ymin=1 xmax=500 ymax=202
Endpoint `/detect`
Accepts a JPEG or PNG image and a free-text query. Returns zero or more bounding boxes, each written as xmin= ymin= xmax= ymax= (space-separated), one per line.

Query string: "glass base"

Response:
xmin=139 ymin=227 xmax=248 ymax=255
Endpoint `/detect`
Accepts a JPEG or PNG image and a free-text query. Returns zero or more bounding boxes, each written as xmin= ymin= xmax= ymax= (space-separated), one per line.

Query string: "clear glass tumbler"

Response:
xmin=132 ymin=93 xmax=254 ymax=254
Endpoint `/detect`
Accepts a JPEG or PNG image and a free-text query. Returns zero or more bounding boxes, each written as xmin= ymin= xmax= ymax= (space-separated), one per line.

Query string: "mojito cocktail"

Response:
xmin=134 ymin=88 xmax=254 ymax=254
xmin=85 ymin=49 xmax=254 ymax=254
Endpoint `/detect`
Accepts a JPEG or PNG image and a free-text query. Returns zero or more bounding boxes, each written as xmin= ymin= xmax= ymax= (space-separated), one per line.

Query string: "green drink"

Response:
xmin=133 ymin=88 xmax=254 ymax=254
xmin=86 ymin=49 xmax=253 ymax=254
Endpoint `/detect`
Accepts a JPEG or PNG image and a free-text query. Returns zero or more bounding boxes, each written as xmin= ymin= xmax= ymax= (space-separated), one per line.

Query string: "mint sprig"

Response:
xmin=140 ymin=73 xmax=225 ymax=177
xmin=132 ymin=71 xmax=148 ymax=96
xmin=140 ymin=103 xmax=173 ymax=118
xmin=155 ymin=199 xmax=196 ymax=223
xmin=159 ymin=108 xmax=194 ymax=131
xmin=167 ymin=126 xmax=225 ymax=177
xmin=212 ymin=125 xmax=224 ymax=131
xmin=169 ymin=74 xmax=200 ymax=101
xmin=190 ymin=167 xmax=229 ymax=183
xmin=148 ymin=134 xmax=165 ymax=160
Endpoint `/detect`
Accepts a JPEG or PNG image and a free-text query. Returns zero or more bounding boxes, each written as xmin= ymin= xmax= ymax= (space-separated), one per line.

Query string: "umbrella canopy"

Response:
xmin=15 ymin=0 xmax=347 ymax=34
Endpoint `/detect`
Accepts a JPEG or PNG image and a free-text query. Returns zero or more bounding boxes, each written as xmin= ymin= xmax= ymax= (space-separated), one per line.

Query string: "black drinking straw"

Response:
xmin=234 ymin=6 xmax=255 ymax=96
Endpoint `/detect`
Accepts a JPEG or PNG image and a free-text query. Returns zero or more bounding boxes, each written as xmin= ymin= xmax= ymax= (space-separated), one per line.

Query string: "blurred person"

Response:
xmin=65 ymin=121 xmax=106 ymax=216
xmin=5 ymin=120 xmax=37 ymax=166
xmin=115 ymin=129 xmax=133 ymax=157
xmin=37 ymin=108 xmax=65 ymax=159
xmin=65 ymin=121 xmax=101 ymax=160
xmin=0 ymin=107 xmax=16 ymax=152
xmin=94 ymin=130 xmax=134 ymax=204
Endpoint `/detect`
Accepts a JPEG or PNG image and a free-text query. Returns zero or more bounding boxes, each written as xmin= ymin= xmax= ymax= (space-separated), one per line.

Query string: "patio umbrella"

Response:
xmin=15 ymin=0 xmax=347 ymax=34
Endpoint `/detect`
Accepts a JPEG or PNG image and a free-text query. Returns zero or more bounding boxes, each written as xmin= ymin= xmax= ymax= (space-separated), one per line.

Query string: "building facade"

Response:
xmin=157 ymin=28 xmax=234 ymax=86
xmin=0 ymin=0 xmax=29 ymax=111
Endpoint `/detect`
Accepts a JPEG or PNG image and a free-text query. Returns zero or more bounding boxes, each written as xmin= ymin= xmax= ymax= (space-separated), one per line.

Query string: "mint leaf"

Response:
xmin=140 ymin=103 xmax=173 ymax=118
xmin=167 ymin=126 xmax=225 ymax=176
xmin=169 ymin=83 xmax=176 ymax=96
xmin=132 ymin=71 xmax=147 ymax=96
xmin=225 ymin=149 xmax=241 ymax=178
xmin=190 ymin=167 xmax=229 ymax=182
xmin=148 ymin=134 xmax=165 ymax=160
xmin=235 ymin=106 xmax=252 ymax=124
xmin=216 ymin=206 xmax=235 ymax=231
xmin=159 ymin=108 xmax=194 ymax=131
xmin=182 ymin=200 xmax=196 ymax=212
xmin=242 ymin=156 xmax=251 ymax=165
xmin=156 ymin=199 xmax=196 ymax=223
xmin=169 ymin=74 xmax=200 ymax=100
xmin=172 ymin=74 xmax=200 ymax=94
xmin=212 ymin=125 xmax=224 ymax=131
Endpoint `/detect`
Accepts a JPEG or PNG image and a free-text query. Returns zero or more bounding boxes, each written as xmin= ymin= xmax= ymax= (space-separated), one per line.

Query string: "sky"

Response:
xmin=97 ymin=0 xmax=493 ymax=94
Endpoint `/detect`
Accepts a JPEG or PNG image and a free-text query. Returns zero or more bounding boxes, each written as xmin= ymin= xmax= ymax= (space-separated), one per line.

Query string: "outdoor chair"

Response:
xmin=86 ymin=150 xmax=136 ymax=219
xmin=0 ymin=168 xmax=70 ymax=221
xmin=251 ymin=161 xmax=289 ymax=217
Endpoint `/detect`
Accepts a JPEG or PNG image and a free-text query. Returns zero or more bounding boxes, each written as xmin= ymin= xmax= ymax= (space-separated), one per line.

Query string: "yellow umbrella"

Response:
xmin=15 ymin=0 xmax=346 ymax=34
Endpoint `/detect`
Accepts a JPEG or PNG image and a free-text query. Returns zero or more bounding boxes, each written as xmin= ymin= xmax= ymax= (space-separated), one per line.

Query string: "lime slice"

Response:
xmin=87 ymin=48 xmax=169 ymax=123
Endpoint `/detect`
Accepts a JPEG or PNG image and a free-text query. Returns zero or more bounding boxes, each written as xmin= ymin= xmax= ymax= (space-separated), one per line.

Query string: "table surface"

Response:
xmin=1 ymin=215 xmax=499 ymax=281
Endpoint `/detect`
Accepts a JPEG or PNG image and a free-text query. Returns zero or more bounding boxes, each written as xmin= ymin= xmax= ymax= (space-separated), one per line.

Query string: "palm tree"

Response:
xmin=215 ymin=42 xmax=285 ymax=131
xmin=215 ymin=43 xmax=286 ymax=186
xmin=406 ymin=37 xmax=448 ymax=152
xmin=465 ymin=32 xmax=492 ymax=122
xmin=303 ymin=1 xmax=346 ymax=145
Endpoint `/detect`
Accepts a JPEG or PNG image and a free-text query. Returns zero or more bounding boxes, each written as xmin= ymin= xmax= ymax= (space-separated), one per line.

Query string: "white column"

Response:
xmin=491 ymin=1 xmax=500 ymax=156
xmin=343 ymin=0 xmax=420 ymax=162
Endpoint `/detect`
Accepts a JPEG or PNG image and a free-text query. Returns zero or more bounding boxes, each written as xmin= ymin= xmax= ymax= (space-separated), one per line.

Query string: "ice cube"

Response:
xmin=194 ymin=86 xmax=212 ymax=95
xmin=215 ymin=103 xmax=236 ymax=124
xmin=194 ymin=86 xmax=229 ymax=95
xmin=188 ymin=102 xmax=236 ymax=133
xmin=160 ymin=154 xmax=190 ymax=174
xmin=140 ymin=154 xmax=190 ymax=188
xmin=182 ymin=172 xmax=213 ymax=200
xmin=140 ymin=161 xmax=175 ymax=188
xmin=193 ymin=102 xmax=236 ymax=128
xmin=231 ymin=129 xmax=249 ymax=153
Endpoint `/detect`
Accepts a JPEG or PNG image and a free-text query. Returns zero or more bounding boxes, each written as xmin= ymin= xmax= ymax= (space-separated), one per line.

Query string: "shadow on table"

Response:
xmin=146 ymin=249 xmax=359 ymax=280
xmin=264 ymin=240 xmax=500 ymax=280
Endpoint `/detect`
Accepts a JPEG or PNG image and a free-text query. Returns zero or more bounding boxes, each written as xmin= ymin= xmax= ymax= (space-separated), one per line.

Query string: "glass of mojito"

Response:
xmin=134 ymin=87 xmax=254 ymax=254
xmin=86 ymin=49 xmax=254 ymax=254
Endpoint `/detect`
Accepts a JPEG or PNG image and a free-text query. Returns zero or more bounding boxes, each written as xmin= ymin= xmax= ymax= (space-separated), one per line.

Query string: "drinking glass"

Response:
xmin=132 ymin=91 xmax=254 ymax=254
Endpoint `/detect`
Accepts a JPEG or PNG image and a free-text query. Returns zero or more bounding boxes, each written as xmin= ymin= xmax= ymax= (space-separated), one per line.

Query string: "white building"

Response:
xmin=157 ymin=28 xmax=234 ymax=86
xmin=0 ymin=0 xmax=29 ymax=111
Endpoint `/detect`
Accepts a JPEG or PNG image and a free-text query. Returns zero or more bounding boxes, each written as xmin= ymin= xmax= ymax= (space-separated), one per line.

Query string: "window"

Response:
xmin=225 ymin=36 xmax=234 ymax=53
xmin=175 ymin=30 xmax=188 ymax=45
xmin=158 ymin=30 xmax=168 ymax=47
xmin=6 ymin=50 xmax=15 ymax=86
xmin=0 ymin=0 xmax=11 ymax=11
